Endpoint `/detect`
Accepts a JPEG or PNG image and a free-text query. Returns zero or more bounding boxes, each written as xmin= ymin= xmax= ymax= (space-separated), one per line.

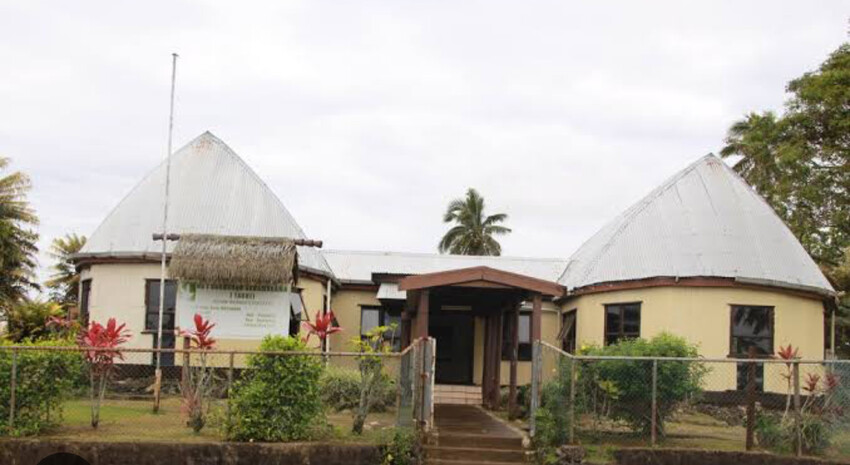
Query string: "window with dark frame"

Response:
xmin=79 ymin=279 xmax=92 ymax=326
xmin=360 ymin=306 xmax=401 ymax=352
xmin=731 ymin=305 xmax=774 ymax=391
xmin=144 ymin=280 xmax=178 ymax=331
xmin=501 ymin=312 xmax=532 ymax=362
xmin=604 ymin=303 xmax=641 ymax=345
xmin=560 ymin=310 xmax=577 ymax=354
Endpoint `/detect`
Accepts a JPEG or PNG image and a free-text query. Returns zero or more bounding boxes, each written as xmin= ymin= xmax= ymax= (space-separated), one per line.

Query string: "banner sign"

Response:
xmin=176 ymin=283 xmax=291 ymax=340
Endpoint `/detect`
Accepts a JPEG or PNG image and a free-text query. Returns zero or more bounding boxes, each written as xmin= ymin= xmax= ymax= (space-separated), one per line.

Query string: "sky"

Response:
xmin=1 ymin=1 xmax=848 ymax=290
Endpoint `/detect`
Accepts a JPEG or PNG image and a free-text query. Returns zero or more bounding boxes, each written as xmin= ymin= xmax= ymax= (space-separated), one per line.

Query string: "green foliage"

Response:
xmin=225 ymin=336 xmax=325 ymax=442
xmin=578 ymin=333 xmax=707 ymax=435
xmin=44 ymin=233 xmax=86 ymax=310
xmin=320 ymin=367 xmax=396 ymax=413
xmin=4 ymin=300 xmax=64 ymax=343
xmin=534 ymin=358 xmax=573 ymax=452
xmin=0 ymin=339 xmax=86 ymax=435
xmin=351 ymin=324 xmax=396 ymax=435
xmin=755 ymin=411 xmax=835 ymax=456
xmin=438 ymin=188 xmax=511 ymax=256
xmin=0 ymin=157 xmax=39 ymax=313
xmin=381 ymin=428 xmax=420 ymax=465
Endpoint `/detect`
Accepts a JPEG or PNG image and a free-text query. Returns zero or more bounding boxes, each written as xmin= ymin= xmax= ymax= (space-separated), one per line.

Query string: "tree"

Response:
xmin=5 ymin=300 xmax=64 ymax=342
xmin=0 ymin=157 xmax=39 ymax=313
xmin=45 ymin=233 xmax=86 ymax=310
xmin=438 ymin=188 xmax=512 ymax=256
xmin=721 ymin=42 xmax=850 ymax=355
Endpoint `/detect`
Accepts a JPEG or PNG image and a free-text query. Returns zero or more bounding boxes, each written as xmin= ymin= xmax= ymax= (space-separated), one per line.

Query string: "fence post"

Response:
xmin=793 ymin=361 xmax=802 ymax=457
xmin=651 ymin=358 xmax=658 ymax=447
xmin=8 ymin=349 xmax=17 ymax=429
xmin=181 ymin=336 xmax=191 ymax=385
xmin=530 ymin=340 xmax=541 ymax=437
xmin=568 ymin=357 xmax=577 ymax=444
xmin=226 ymin=351 xmax=235 ymax=431
xmin=745 ymin=347 xmax=757 ymax=451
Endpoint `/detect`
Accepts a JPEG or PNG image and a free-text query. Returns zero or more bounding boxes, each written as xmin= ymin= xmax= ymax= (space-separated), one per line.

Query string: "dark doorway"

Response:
xmin=430 ymin=312 xmax=474 ymax=384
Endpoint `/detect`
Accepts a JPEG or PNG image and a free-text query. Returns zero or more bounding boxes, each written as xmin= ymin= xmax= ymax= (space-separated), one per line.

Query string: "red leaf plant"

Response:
xmin=76 ymin=318 xmax=131 ymax=428
xmin=180 ymin=314 xmax=217 ymax=432
xmin=776 ymin=344 xmax=800 ymax=420
xmin=301 ymin=310 xmax=342 ymax=347
xmin=803 ymin=373 xmax=821 ymax=394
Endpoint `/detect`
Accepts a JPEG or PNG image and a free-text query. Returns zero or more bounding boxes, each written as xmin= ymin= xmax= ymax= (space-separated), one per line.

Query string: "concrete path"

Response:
xmin=425 ymin=404 xmax=528 ymax=465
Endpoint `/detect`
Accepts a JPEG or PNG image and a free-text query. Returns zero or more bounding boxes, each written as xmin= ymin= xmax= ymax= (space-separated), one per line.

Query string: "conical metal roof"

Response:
xmin=78 ymin=132 xmax=332 ymax=276
xmin=559 ymin=155 xmax=833 ymax=295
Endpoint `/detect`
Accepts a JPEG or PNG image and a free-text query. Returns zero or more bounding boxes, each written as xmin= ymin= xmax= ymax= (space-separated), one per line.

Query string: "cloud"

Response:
xmin=1 ymin=0 xmax=846 ymax=290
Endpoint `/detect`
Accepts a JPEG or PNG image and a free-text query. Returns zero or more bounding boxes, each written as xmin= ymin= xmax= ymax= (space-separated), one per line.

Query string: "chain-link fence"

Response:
xmin=0 ymin=338 xmax=436 ymax=442
xmin=531 ymin=341 xmax=850 ymax=459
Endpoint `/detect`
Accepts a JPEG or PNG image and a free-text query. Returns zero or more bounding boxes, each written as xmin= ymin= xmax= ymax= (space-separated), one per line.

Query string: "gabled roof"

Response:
xmin=399 ymin=266 xmax=565 ymax=297
xmin=559 ymin=155 xmax=834 ymax=295
xmin=323 ymin=250 xmax=568 ymax=285
xmin=77 ymin=132 xmax=332 ymax=276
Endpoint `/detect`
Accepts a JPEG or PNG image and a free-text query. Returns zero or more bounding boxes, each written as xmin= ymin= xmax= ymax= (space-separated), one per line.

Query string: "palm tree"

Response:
xmin=45 ymin=233 xmax=87 ymax=309
xmin=438 ymin=188 xmax=512 ymax=256
xmin=0 ymin=156 xmax=39 ymax=313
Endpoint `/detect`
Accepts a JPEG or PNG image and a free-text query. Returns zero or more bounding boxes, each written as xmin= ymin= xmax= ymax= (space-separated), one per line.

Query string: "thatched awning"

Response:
xmin=169 ymin=234 xmax=298 ymax=286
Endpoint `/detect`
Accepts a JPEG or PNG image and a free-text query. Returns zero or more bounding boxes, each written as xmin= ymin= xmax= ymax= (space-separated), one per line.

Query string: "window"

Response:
xmin=79 ymin=279 xmax=92 ymax=326
xmin=501 ymin=313 xmax=532 ymax=362
xmin=559 ymin=310 xmax=577 ymax=354
xmin=731 ymin=305 xmax=774 ymax=391
xmin=145 ymin=280 xmax=178 ymax=331
xmin=605 ymin=303 xmax=641 ymax=345
xmin=360 ymin=306 xmax=401 ymax=352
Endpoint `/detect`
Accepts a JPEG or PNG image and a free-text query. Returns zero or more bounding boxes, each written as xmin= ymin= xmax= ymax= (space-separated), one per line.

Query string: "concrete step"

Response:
xmin=424 ymin=446 xmax=527 ymax=463
xmin=427 ymin=459 xmax=525 ymax=465
xmin=435 ymin=396 xmax=482 ymax=405
xmin=432 ymin=434 xmax=523 ymax=450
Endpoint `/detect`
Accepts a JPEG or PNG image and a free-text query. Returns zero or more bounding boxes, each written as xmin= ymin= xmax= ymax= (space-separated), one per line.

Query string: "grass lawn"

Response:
xmin=496 ymin=408 xmax=850 ymax=463
xmin=41 ymin=397 xmax=398 ymax=444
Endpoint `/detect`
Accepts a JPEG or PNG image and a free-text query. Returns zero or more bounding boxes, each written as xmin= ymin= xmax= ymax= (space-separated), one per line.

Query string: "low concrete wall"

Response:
xmin=613 ymin=448 xmax=849 ymax=465
xmin=0 ymin=440 xmax=381 ymax=465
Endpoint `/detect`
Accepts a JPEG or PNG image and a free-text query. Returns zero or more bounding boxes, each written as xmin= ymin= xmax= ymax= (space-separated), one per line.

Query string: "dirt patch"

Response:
xmin=613 ymin=448 xmax=849 ymax=465
xmin=0 ymin=439 xmax=381 ymax=465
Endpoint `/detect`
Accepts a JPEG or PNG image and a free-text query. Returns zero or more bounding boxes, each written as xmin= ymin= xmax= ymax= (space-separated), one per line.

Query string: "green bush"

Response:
xmin=534 ymin=358 xmax=573 ymax=456
xmin=0 ymin=338 xmax=86 ymax=435
xmin=755 ymin=411 xmax=835 ymax=455
xmin=4 ymin=301 xmax=65 ymax=343
xmin=578 ymin=333 xmax=707 ymax=435
xmin=225 ymin=336 xmax=325 ymax=442
xmin=320 ymin=367 xmax=396 ymax=413
xmin=381 ymin=428 xmax=420 ymax=465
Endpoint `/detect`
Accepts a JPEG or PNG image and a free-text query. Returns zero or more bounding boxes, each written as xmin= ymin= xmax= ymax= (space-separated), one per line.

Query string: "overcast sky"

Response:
xmin=2 ymin=1 xmax=848 ymax=289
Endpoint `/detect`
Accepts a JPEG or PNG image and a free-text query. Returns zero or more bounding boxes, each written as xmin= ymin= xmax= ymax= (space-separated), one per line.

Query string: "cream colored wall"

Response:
xmin=562 ymin=286 xmax=826 ymax=392
xmin=497 ymin=309 xmax=561 ymax=386
xmin=81 ymin=263 xmax=329 ymax=356
xmin=328 ymin=288 xmax=381 ymax=352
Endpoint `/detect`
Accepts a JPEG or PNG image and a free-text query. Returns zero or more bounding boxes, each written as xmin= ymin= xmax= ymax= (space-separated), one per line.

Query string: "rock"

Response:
xmin=555 ymin=445 xmax=586 ymax=464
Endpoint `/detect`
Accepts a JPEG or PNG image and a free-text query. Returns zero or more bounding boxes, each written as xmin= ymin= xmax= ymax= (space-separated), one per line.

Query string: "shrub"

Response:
xmin=77 ymin=318 xmax=130 ymax=428
xmin=533 ymin=358 xmax=573 ymax=459
xmin=578 ymin=333 xmax=707 ymax=435
xmin=225 ymin=336 xmax=325 ymax=442
xmin=0 ymin=338 xmax=86 ymax=435
xmin=320 ymin=367 xmax=396 ymax=413
xmin=352 ymin=324 xmax=396 ymax=435
xmin=5 ymin=300 xmax=64 ymax=343
xmin=180 ymin=314 xmax=217 ymax=433
xmin=382 ymin=428 xmax=421 ymax=465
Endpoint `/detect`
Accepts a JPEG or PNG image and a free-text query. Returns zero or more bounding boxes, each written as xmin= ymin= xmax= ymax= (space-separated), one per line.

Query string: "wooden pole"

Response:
xmin=568 ymin=358 xmax=576 ymax=444
xmin=181 ymin=335 xmax=191 ymax=383
xmin=745 ymin=347 xmax=757 ymax=451
xmin=651 ymin=359 xmax=658 ymax=446
xmin=793 ymin=361 xmax=802 ymax=457
xmin=227 ymin=351 xmax=235 ymax=431
xmin=416 ymin=290 xmax=429 ymax=339
xmin=508 ymin=302 xmax=519 ymax=420
xmin=531 ymin=293 xmax=542 ymax=342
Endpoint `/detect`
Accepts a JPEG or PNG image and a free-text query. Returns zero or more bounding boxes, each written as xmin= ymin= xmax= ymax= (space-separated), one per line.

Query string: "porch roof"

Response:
xmin=398 ymin=265 xmax=565 ymax=297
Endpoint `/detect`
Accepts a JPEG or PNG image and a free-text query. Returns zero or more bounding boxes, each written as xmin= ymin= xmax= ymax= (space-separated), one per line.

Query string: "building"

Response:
xmin=73 ymin=132 xmax=835 ymax=399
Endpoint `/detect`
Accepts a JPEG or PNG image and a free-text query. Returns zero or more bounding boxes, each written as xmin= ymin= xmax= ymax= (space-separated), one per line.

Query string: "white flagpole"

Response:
xmin=154 ymin=52 xmax=178 ymax=413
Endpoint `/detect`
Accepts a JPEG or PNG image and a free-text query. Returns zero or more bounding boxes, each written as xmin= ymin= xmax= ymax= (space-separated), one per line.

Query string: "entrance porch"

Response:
xmin=397 ymin=266 xmax=565 ymax=413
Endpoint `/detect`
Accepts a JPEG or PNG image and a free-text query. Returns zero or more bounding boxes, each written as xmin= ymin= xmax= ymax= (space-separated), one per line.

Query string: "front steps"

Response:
xmin=426 ymin=404 xmax=529 ymax=465
xmin=434 ymin=384 xmax=483 ymax=405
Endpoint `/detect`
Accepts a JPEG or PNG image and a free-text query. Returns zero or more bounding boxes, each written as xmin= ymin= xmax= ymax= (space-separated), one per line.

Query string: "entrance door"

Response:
xmin=429 ymin=312 xmax=474 ymax=384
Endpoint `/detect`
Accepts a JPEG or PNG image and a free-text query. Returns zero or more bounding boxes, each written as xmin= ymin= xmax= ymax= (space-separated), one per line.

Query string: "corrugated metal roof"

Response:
xmin=324 ymin=250 xmax=569 ymax=284
xmin=559 ymin=155 xmax=834 ymax=294
xmin=376 ymin=282 xmax=406 ymax=300
xmin=78 ymin=132 xmax=332 ymax=276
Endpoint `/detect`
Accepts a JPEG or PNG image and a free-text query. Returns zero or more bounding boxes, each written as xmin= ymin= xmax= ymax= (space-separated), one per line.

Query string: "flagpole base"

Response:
xmin=153 ymin=368 xmax=163 ymax=413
